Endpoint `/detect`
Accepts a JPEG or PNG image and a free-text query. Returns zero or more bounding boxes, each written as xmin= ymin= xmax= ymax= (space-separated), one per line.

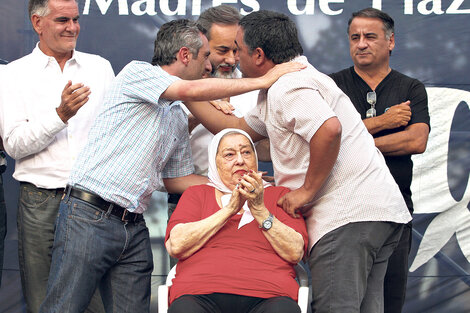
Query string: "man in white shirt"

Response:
xmin=0 ymin=0 xmax=114 ymax=311
xmin=185 ymin=10 xmax=412 ymax=312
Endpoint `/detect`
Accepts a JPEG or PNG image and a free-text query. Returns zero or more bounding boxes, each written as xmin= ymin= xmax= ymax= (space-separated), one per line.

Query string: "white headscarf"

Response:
xmin=207 ymin=129 xmax=271 ymax=228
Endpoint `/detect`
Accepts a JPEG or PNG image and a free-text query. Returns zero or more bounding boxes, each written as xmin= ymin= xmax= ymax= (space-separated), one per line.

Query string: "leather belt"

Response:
xmin=168 ymin=193 xmax=182 ymax=205
xmin=65 ymin=185 xmax=143 ymax=223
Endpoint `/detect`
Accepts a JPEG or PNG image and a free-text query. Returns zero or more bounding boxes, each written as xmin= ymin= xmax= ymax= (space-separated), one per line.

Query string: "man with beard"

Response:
xmin=188 ymin=4 xmax=263 ymax=176
xmin=167 ymin=6 xmax=271 ymax=267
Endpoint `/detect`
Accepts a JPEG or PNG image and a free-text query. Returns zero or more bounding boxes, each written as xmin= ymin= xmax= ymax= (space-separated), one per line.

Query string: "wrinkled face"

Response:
xmin=348 ymin=17 xmax=394 ymax=69
xmin=208 ymin=23 xmax=239 ymax=78
xmin=235 ymin=27 xmax=259 ymax=78
xmin=186 ymin=33 xmax=212 ymax=80
xmin=216 ymin=133 xmax=257 ymax=191
xmin=33 ymin=0 xmax=80 ymax=58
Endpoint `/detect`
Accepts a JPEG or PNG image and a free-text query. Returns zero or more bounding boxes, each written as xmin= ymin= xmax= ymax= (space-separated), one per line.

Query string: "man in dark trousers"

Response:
xmin=330 ymin=7 xmax=430 ymax=313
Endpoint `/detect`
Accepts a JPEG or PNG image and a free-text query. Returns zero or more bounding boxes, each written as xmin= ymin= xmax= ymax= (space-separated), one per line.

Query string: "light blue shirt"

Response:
xmin=70 ymin=61 xmax=194 ymax=213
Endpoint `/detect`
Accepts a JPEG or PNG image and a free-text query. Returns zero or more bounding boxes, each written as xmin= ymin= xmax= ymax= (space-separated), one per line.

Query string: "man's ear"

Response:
xmin=31 ymin=14 xmax=42 ymax=35
xmin=177 ymin=46 xmax=191 ymax=66
xmin=388 ymin=33 xmax=395 ymax=52
xmin=253 ymin=47 xmax=266 ymax=66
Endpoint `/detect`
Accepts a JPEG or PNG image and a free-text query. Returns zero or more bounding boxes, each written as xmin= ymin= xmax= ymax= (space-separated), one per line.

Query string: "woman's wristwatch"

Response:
xmin=259 ymin=212 xmax=274 ymax=231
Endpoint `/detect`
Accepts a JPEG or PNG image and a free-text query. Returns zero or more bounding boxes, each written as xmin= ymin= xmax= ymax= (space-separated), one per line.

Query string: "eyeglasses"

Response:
xmin=366 ymin=91 xmax=376 ymax=118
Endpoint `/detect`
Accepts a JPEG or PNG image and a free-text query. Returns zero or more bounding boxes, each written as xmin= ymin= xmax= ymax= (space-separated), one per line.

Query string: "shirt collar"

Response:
xmin=234 ymin=67 xmax=243 ymax=79
xmin=291 ymin=55 xmax=308 ymax=65
xmin=31 ymin=42 xmax=79 ymax=69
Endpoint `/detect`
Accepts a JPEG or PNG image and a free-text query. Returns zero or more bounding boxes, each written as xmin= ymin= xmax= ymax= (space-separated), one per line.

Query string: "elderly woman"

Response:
xmin=165 ymin=128 xmax=308 ymax=313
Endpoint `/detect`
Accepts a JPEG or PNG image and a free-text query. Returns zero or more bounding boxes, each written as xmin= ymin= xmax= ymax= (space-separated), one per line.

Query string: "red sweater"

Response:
xmin=165 ymin=185 xmax=308 ymax=304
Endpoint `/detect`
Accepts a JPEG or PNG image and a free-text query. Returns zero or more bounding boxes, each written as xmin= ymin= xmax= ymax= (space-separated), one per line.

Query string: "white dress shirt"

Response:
xmin=0 ymin=44 xmax=114 ymax=189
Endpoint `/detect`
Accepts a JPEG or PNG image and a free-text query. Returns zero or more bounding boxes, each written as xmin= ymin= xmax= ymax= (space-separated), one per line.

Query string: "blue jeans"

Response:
xmin=17 ymin=183 xmax=64 ymax=312
xmin=308 ymin=221 xmax=404 ymax=313
xmin=0 ymin=173 xmax=6 ymax=286
xmin=39 ymin=193 xmax=153 ymax=313
xmin=17 ymin=182 xmax=104 ymax=313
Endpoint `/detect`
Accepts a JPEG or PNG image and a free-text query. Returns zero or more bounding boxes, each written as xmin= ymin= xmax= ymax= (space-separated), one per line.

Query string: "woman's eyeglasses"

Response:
xmin=366 ymin=91 xmax=376 ymax=118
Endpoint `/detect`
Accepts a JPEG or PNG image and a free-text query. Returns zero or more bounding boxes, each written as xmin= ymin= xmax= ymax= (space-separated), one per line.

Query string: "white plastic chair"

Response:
xmin=157 ymin=263 xmax=310 ymax=313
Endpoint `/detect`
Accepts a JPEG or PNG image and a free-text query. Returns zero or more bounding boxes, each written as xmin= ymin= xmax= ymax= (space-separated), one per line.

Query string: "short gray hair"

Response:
xmin=197 ymin=5 xmax=241 ymax=41
xmin=29 ymin=0 xmax=50 ymax=19
xmin=151 ymin=19 xmax=206 ymax=66
xmin=28 ymin=0 xmax=78 ymax=19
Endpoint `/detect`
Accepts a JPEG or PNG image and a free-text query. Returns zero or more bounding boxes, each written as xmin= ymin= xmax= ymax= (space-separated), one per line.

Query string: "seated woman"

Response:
xmin=165 ymin=128 xmax=308 ymax=313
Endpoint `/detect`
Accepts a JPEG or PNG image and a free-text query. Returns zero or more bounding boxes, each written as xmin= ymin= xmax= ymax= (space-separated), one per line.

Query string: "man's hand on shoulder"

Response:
xmin=56 ymin=81 xmax=91 ymax=123
xmin=260 ymin=61 xmax=306 ymax=89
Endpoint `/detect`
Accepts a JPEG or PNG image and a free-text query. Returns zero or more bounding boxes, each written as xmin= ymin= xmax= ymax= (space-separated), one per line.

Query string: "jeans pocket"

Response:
xmin=69 ymin=200 xmax=105 ymax=223
xmin=19 ymin=188 xmax=52 ymax=208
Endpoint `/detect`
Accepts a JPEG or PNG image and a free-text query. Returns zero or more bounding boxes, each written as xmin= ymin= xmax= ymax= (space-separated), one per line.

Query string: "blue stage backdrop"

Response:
xmin=1 ymin=1 xmax=470 ymax=312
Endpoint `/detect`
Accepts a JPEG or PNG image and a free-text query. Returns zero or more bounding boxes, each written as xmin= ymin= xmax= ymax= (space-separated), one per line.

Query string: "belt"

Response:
xmin=168 ymin=193 xmax=182 ymax=205
xmin=65 ymin=185 xmax=143 ymax=223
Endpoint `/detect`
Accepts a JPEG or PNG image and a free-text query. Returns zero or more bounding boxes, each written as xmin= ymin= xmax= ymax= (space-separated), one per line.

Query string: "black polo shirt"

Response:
xmin=330 ymin=67 xmax=430 ymax=213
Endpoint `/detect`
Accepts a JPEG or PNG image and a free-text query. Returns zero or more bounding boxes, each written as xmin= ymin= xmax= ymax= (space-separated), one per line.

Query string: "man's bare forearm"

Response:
xmin=363 ymin=101 xmax=411 ymax=135
xmin=184 ymin=100 xmax=265 ymax=142
xmin=277 ymin=117 xmax=342 ymax=217
xmin=163 ymin=62 xmax=305 ymax=102
xmin=375 ymin=122 xmax=429 ymax=156
xmin=303 ymin=117 xmax=342 ymax=197
xmin=255 ymin=139 xmax=271 ymax=162
xmin=164 ymin=77 xmax=265 ymax=102
xmin=163 ymin=174 xmax=209 ymax=194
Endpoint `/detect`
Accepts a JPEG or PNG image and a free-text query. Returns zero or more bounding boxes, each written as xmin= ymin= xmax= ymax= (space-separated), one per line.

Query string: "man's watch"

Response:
xmin=259 ymin=212 xmax=274 ymax=231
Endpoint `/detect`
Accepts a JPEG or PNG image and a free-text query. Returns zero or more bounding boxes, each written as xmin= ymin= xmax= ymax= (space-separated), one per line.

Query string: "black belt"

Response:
xmin=65 ymin=185 xmax=143 ymax=223
xmin=168 ymin=193 xmax=182 ymax=205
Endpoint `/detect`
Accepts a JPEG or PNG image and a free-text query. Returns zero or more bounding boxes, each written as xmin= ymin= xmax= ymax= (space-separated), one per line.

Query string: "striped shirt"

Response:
xmin=245 ymin=56 xmax=411 ymax=251
xmin=70 ymin=61 xmax=194 ymax=213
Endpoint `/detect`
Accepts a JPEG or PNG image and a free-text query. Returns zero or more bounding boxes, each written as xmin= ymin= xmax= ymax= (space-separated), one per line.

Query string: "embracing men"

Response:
xmin=38 ymin=17 xmax=302 ymax=313
xmin=186 ymin=10 xmax=412 ymax=312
